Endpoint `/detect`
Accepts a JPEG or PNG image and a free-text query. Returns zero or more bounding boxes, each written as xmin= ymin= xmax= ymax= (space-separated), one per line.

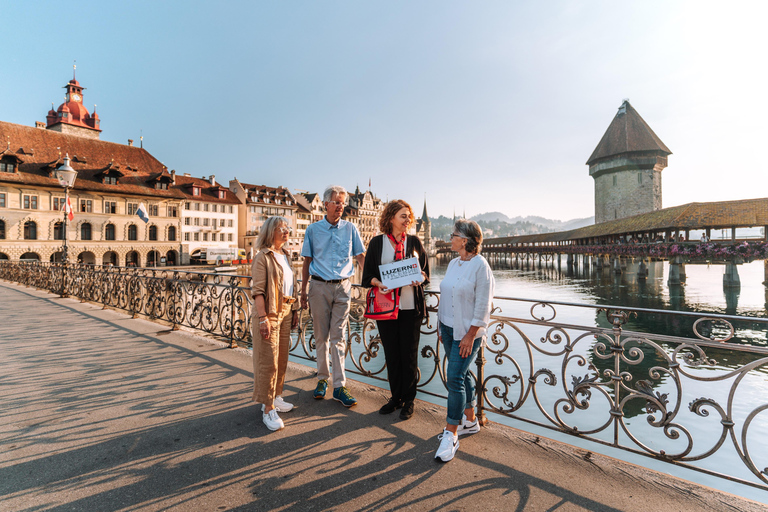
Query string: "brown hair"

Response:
xmin=379 ymin=199 xmax=415 ymax=235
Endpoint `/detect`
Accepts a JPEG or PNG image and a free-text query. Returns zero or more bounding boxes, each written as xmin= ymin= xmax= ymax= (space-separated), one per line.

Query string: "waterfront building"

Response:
xmin=588 ymin=100 xmax=672 ymax=224
xmin=415 ymin=198 xmax=432 ymax=254
xmin=176 ymin=174 xmax=241 ymax=264
xmin=229 ymin=180 xmax=299 ymax=258
xmin=0 ymin=75 xmax=183 ymax=266
xmin=347 ymin=185 xmax=383 ymax=246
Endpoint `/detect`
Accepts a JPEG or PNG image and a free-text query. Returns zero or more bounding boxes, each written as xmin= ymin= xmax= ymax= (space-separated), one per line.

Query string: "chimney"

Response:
xmin=170 ymin=169 xmax=176 ymax=184
xmin=128 ymin=139 xmax=134 ymax=146
xmin=35 ymin=121 xmax=45 ymax=129
xmin=209 ymin=175 xmax=216 ymax=185
xmin=183 ymin=173 xmax=191 ymax=177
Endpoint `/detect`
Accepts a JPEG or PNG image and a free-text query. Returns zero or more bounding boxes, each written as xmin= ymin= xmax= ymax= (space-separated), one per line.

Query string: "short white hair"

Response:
xmin=323 ymin=185 xmax=347 ymax=203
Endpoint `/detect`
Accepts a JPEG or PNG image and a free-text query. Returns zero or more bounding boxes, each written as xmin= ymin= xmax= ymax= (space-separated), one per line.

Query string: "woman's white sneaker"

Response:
xmin=435 ymin=429 xmax=459 ymax=462
xmin=274 ymin=396 xmax=294 ymax=412
xmin=263 ymin=409 xmax=284 ymax=431
xmin=457 ymin=414 xmax=480 ymax=436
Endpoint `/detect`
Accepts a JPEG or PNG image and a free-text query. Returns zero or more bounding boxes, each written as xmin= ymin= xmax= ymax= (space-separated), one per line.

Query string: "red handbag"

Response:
xmin=364 ymin=287 xmax=399 ymax=321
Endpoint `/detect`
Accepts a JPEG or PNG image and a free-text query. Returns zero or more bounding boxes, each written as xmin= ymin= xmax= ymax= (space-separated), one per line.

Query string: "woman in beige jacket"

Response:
xmin=251 ymin=216 xmax=300 ymax=431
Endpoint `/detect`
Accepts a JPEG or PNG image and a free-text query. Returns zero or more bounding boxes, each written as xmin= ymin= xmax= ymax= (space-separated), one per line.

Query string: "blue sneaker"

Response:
xmin=333 ymin=386 xmax=357 ymax=407
xmin=314 ymin=379 xmax=328 ymax=400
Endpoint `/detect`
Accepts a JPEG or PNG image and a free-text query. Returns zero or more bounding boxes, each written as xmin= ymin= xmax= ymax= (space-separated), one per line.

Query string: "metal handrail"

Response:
xmin=2 ymin=259 xmax=768 ymax=491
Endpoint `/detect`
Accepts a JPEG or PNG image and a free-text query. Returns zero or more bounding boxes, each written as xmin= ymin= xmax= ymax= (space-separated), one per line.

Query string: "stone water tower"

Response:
xmin=587 ymin=100 xmax=671 ymax=224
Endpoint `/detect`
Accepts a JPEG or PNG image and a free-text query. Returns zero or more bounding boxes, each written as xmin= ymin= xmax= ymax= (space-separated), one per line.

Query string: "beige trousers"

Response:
xmin=307 ymin=279 xmax=352 ymax=389
xmin=252 ymin=302 xmax=293 ymax=406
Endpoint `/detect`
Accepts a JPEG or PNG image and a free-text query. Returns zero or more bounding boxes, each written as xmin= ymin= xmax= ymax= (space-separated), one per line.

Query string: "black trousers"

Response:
xmin=376 ymin=309 xmax=421 ymax=403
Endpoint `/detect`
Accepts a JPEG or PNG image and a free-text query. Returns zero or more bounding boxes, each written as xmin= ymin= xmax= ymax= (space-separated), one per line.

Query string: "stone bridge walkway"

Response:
xmin=0 ymin=280 xmax=763 ymax=512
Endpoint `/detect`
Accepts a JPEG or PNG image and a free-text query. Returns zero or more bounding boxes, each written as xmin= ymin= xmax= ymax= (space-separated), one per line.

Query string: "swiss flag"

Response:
xmin=64 ymin=197 xmax=74 ymax=222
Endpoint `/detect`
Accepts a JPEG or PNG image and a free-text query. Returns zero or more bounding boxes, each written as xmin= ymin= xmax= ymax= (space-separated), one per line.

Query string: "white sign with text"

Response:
xmin=379 ymin=257 xmax=424 ymax=289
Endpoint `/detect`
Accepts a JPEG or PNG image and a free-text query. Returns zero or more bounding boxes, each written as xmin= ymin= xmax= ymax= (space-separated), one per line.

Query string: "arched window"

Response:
xmin=149 ymin=225 xmax=158 ymax=241
xmin=24 ymin=221 xmax=37 ymax=240
xmin=105 ymin=223 xmax=116 ymax=241
xmin=168 ymin=226 xmax=176 ymax=241
xmin=53 ymin=222 xmax=64 ymax=240
xmin=0 ymin=220 xmax=5 ymax=239
xmin=81 ymin=223 xmax=92 ymax=241
xmin=128 ymin=224 xmax=138 ymax=241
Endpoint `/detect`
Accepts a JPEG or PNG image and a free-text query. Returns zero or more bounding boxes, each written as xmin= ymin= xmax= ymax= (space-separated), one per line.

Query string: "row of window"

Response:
xmin=0 ymin=193 xmax=178 ymax=217
xmin=183 ymin=217 xmax=234 ymax=227
xmin=185 ymin=202 xmax=234 ymax=213
xmin=183 ymin=232 xmax=234 ymax=242
xmin=0 ymin=220 xmax=176 ymax=241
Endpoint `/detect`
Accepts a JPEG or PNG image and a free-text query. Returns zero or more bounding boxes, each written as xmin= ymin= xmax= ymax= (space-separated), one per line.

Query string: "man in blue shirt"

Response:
xmin=301 ymin=185 xmax=365 ymax=407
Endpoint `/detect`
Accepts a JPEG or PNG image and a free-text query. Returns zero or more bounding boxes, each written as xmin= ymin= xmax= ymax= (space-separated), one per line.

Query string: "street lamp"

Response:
xmin=55 ymin=155 xmax=77 ymax=297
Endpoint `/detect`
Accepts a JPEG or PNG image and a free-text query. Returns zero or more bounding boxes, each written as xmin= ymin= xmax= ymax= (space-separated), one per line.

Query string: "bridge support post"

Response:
xmin=567 ymin=254 xmax=573 ymax=268
xmin=637 ymin=259 xmax=648 ymax=279
xmin=724 ymin=259 xmax=741 ymax=289
xmin=595 ymin=255 xmax=603 ymax=270
xmin=668 ymin=256 xmax=685 ymax=286
xmin=612 ymin=257 xmax=622 ymax=275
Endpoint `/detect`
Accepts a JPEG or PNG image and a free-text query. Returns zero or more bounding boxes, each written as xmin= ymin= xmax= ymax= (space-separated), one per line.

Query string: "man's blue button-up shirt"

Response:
xmin=301 ymin=217 xmax=365 ymax=280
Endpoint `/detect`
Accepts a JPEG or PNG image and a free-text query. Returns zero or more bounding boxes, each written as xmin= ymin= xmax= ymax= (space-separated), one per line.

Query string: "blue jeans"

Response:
xmin=440 ymin=322 xmax=482 ymax=426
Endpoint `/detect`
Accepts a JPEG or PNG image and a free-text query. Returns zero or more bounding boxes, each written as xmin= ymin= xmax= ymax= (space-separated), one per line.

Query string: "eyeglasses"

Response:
xmin=326 ymin=201 xmax=344 ymax=207
xmin=278 ymin=227 xmax=291 ymax=234
xmin=450 ymin=233 xmax=467 ymax=239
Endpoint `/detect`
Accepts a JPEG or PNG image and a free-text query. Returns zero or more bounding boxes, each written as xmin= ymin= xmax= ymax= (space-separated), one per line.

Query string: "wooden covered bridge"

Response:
xmin=437 ymin=197 xmax=768 ymax=288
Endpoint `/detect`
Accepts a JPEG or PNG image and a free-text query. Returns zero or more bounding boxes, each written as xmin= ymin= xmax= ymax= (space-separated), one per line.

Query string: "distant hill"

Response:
xmin=429 ymin=213 xmax=594 ymax=240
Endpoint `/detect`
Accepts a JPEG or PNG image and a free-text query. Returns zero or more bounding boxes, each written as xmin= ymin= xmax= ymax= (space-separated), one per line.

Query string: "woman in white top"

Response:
xmin=434 ymin=219 xmax=494 ymax=462
xmin=251 ymin=216 xmax=300 ymax=432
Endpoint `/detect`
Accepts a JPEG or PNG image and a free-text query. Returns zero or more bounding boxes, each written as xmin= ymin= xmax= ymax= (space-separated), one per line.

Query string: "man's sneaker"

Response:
xmin=262 ymin=408 xmax=284 ymax=431
xmin=457 ymin=414 xmax=480 ymax=436
xmin=333 ymin=386 xmax=357 ymax=407
xmin=314 ymin=379 xmax=328 ymax=399
xmin=274 ymin=396 xmax=294 ymax=412
xmin=435 ymin=429 xmax=459 ymax=462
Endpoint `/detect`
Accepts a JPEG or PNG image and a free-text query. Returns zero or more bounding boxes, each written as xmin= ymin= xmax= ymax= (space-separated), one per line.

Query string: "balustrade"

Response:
xmin=2 ymin=259 xmax=768 ymax=492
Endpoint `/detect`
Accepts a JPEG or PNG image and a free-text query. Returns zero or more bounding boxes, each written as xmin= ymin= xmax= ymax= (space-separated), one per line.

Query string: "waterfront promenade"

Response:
xmin=0 ymin=280 xmax=763 ymax=512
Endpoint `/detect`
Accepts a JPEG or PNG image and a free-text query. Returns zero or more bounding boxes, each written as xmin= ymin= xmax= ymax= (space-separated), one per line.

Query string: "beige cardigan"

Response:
xmin=250 ymin=247 xmax=299 ymax=318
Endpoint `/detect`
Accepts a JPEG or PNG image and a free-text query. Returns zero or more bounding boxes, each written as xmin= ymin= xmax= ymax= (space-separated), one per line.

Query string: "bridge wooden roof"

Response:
xmin=586 ymin=101 xmax=671 ymax=165
xmin=485 ymin=198 xmax=768 ymax=245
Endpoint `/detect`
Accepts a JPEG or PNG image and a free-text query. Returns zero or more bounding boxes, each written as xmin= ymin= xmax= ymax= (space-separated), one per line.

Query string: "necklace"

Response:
xmin=457 ymin=254 xmax=474 ymax=266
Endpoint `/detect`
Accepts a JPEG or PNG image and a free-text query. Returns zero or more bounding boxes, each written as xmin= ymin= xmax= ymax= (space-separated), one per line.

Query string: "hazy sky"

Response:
xmin=3 ymin=1 xmax=766 ymax=221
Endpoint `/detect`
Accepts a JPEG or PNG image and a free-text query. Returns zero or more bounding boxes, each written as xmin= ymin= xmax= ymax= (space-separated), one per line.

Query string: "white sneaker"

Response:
xmin=435 ymin=429 xmax=459 ymax=462
xmin=262 ymin=408 xmax=284 ymax=431
xmin=274 ymin=396 xmax=294 ymax=412
xmin=457 ymin=414 xmax=480 ymax=436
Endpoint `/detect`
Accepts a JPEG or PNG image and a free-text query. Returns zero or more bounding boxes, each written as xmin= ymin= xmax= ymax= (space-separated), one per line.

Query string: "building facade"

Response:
xmin=229 ymin=180 xmax=299 ymax=258
xmin=177 ymin=174 xmax=241 ymax=264
xmin=0 ymin=75 xmax=184 ymax=266
xmin=347 ymin=186 xmax=383 ymax=246
xmin=587 ymin=100 xmax=672 ymax=224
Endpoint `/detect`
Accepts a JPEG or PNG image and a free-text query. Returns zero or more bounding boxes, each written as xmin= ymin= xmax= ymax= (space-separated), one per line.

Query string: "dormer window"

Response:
xmin=155 ymin=182 xmax=168 ymax=190
xmin=275 ymin=199 xmax=281 ymax=205
xmin=192 ymin=187 xmax=200 ymax=196
xmin=218 ymin=190 xmax=226 ymax=199
xmin=264 ymin=198 xmax=270 ymax=203
xmin=104 ymin=176 xmax=118 ymax=185
xmin=0 ymin=158 xmax=16 ymax=173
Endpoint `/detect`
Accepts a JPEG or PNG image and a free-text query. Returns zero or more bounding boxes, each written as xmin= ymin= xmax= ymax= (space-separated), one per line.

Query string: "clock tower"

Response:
xmin=45 ymin=68 xmax=102 ymax=140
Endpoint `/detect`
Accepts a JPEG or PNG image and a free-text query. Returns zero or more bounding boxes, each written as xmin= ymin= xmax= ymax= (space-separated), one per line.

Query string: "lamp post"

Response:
xmin=55 ymin=155 xmax=77 ymax=297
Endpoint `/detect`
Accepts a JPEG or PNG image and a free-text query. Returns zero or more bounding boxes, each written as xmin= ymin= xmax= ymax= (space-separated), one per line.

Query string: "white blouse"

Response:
xmin=276 ymin=252 xmax=294 ymax=297
xmin=438 ymin=255 xmax=495 ymax=341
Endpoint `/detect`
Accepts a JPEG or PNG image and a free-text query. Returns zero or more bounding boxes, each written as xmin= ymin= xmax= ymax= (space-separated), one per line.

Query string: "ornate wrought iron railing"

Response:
xmin=2 ymin=260 xmax=768 ymax=492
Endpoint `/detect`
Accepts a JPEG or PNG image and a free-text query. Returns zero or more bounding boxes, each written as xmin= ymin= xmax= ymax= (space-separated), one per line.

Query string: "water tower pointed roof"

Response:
xmin=586 ymin=100 xmax=671 ymax=165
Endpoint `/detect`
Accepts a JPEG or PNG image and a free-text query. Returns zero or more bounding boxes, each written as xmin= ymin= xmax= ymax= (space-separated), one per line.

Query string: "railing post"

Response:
xmin=475 ymin=344 xmax=488 ymax=426
xmin=229 ymin=281 xmax=238 ymax=349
